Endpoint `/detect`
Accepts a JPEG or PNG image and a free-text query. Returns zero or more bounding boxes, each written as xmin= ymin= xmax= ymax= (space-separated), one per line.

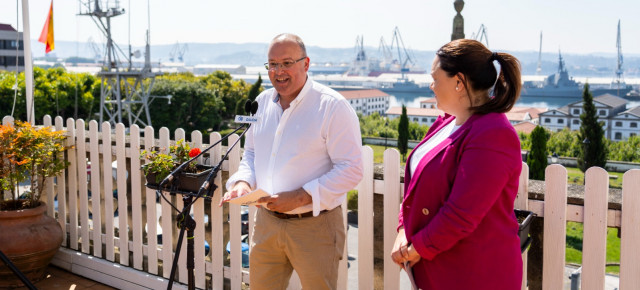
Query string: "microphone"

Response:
xmin=244 ymin=99 xmax=252 ymax=114
xmin=251 ymin=101 xmax=258 ymax=115
xmin=235 ymin=100 xmax=259 ymax=124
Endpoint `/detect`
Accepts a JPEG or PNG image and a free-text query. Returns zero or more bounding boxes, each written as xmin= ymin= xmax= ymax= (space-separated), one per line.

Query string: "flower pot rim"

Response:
xmin=0 ymin=202 xmax=47 ymax=217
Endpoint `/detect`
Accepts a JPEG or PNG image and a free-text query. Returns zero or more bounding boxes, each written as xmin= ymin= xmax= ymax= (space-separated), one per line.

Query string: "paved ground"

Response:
xmin=9 ymin=266 xmax=115 ymax=290
xmin=563 ymin=264 xmax=620 ymax=290
xmin=346 ymin=223 xmax=412 ymax=289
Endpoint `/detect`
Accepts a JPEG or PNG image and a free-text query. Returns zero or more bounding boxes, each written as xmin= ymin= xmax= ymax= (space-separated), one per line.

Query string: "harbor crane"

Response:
xmin=389 ymin=26 xmax=417 ymax=77
xmin=378 ymin=36 xmax=393 ymax=67
xmin=86 ymin=36 xmax=102 ymax=63
xmin=471 ymin=24 xmax=489 ymax=48
xmin=169 ymin=42 xmax=188 ymax=62
xmin=346 ymin=35 xmax=370 ymax=76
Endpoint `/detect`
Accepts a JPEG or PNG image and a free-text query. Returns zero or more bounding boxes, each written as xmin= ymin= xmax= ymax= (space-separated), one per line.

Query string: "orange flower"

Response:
xmin=189 ymin=148 xmax=201 ymax=158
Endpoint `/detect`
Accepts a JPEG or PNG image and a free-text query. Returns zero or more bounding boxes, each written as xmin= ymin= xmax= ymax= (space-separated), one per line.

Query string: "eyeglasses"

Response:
xmin=264 ymin=56 xmax=307 ymax=71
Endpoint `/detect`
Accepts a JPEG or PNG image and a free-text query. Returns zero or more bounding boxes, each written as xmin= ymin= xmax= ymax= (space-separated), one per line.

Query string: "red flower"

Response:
xmin=189 ymin=148 xmax=201 ymax=158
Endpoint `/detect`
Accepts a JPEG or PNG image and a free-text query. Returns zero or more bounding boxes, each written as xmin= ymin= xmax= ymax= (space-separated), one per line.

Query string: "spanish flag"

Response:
xmin=38 ymin=0 xmax=54 ymax=53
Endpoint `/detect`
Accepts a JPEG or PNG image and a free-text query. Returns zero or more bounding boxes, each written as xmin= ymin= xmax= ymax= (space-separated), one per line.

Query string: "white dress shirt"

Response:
xmin=226 ymin=77 xmax=363 ymax=216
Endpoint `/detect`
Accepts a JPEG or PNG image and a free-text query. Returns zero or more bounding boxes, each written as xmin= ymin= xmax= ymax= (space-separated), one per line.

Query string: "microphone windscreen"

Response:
xmin=244 ymin=99 xmax=252 ymax=114
xmin=251 ymin=101 xmax=259 ymax=115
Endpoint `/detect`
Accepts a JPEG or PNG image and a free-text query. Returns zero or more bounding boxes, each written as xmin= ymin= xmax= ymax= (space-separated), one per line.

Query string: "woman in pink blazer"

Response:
xmin=391 ymin=39 xmax=524 ymax=289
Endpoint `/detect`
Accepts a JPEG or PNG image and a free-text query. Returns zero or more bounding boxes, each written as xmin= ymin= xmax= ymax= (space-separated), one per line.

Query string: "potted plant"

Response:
xmin=141 ymin=139 xmax=212 ymax=194
xmin=0 ymin=121 xmax=69 ymax=287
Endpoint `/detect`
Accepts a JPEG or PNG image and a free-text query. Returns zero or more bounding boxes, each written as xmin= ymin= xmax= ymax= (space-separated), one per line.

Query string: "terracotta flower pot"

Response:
xmin=0 ymin=202 xmax=63 ymax=287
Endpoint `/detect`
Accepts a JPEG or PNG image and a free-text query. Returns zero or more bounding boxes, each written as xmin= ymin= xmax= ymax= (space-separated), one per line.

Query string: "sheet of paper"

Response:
xmin=404 ymin=261 xmax=418 ymax=290
xmin=227 ymin=188 xmax=270 ymax=206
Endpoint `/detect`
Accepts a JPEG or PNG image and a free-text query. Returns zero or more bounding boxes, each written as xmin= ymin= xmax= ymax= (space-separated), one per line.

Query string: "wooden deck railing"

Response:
xmin=3 ymin=115 xmax=639 ymax=290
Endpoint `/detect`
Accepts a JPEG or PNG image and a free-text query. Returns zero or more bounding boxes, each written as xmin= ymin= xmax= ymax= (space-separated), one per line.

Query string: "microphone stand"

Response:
xmin=165 ymin=123 xmax=253 ymax=290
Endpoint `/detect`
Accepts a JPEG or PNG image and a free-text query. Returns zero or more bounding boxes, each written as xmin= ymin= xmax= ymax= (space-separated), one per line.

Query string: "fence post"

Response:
xmin=542 ymin=165 xmax=567 ymax=290
xmin=383 ymin=149 xmax=401 ymax=290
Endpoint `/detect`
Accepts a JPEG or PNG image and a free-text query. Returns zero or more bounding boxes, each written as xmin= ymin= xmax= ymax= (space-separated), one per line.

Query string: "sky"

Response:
xmin=1 ymin=0 xmax=639 ymax=55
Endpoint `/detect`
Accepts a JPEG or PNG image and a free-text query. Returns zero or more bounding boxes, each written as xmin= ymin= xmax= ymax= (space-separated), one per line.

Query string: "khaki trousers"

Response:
xmin=249 ymin=206 xmax=345 ymax=290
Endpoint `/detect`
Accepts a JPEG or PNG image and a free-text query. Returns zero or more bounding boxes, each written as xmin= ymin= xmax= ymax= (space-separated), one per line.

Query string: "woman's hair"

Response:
xmin=436 ymin=39 xmax=521 ymax=114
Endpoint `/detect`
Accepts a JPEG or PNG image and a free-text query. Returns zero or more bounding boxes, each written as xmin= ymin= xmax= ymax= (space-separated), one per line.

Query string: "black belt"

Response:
xmin=267 ymin=207 xmax=334 ymax=219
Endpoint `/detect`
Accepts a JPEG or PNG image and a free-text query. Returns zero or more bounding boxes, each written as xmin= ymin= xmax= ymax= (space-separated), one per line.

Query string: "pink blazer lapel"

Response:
xmin=404 ymin=114 xmax=478 ymax=201
xmin=404 ymin=115 xmax=451 ymax=181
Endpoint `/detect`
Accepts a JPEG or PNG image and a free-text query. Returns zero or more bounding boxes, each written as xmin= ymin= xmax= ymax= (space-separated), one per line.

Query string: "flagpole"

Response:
xmin=21 ymin=0 xmax=35 ymax=125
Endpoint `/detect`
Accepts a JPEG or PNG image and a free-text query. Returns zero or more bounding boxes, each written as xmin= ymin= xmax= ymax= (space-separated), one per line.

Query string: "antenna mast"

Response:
xmin=78 ymin=0 xmax=159 ymax=128
xmin=614 ymin=20 xmax=624 ymax=87
xmin=536 ymin=31 xmax=542 ymax=74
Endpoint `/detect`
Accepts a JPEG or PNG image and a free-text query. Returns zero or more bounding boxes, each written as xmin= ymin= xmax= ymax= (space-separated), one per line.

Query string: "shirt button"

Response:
xmin=422 ymin=208 xmax=429 ymax=215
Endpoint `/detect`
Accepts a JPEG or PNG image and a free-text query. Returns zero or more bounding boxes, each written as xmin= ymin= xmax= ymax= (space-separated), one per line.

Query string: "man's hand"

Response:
xmin=219 ymin=181 xmax=251 ymax=206
xmin=257 ymin=188 xmax=312 ymax=213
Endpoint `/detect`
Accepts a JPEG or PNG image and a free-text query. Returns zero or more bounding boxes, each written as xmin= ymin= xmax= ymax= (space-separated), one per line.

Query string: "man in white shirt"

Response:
xmin=221 ymin=33 xmax=363 ymax=289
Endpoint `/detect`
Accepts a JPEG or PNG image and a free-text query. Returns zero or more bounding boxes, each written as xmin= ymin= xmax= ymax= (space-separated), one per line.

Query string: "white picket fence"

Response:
xmin=3 ymin=115 xmax=640 ymax=290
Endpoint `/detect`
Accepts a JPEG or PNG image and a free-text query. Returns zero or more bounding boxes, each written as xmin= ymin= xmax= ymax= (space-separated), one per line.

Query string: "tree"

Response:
xmin=397 ymin=105 xmax=409 ymax=160
xmin=547 ymin=128 xmax=581 ymax=158
xmin=235 ymin=74 xmax=264 ymax=115
xmin=248 ymin=74 xmax=263 ymax=102
xmin=0 ymin=67 xmax=100 ymax=121
xmin=527 ymin=125 xmax=549 ymax=180
xmin=408 ymin=121 xmax=429 ymax=140
xmin=607 ymin=135 xmax=640 ymax=162
xmin=201 ymin=71 xmax=252 ymax=121
xmin=149 ymin=72 xmax=224 ymax=134
xmin=577 ymin=83 xmax=607 ymax=172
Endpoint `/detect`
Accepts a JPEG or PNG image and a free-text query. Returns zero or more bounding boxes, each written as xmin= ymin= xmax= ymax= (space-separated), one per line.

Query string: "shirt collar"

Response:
xmin=271 ymin=75 xmax=312 ymax=106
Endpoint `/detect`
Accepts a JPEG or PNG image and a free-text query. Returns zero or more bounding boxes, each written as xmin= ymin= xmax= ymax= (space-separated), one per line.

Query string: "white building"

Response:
xmin=0 ymin=23 xmax=24 ymax=72
xmin=510 ymin=107 xmax=548 ymax=125
xmin=505 ymin=112 xmax=533 ymax=125
xmin=419 ymin=99 xmax=543 ymax=125
xmin=193 ymin=64 xmax=246 ymax=75
xmin=420 ymin=98 xmax=437 ymax=109
xmin=610 ymin=106 xmax=640 ymax=140
xmin=338 ymin=89 xmax=390 ymax=116
xmin=539 ymin=94 xmax=638 ymax=140
xmin=385 ymin=106 xmax=444 ymax=126
xmin=386 ymin=105 xmax=536 ymax=128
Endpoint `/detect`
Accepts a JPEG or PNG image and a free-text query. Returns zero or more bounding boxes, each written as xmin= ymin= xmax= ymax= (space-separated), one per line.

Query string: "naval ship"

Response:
xmin=522 ymin=21 xmax=632 ymax=99
xmin=521 ymin=52 xmax=632 ymax=98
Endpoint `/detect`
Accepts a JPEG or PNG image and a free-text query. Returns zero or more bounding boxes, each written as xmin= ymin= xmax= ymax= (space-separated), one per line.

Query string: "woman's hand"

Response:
xmin=390 ymin=228 xmax=421 ymax=269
